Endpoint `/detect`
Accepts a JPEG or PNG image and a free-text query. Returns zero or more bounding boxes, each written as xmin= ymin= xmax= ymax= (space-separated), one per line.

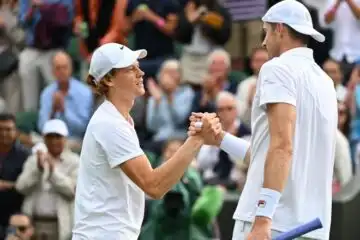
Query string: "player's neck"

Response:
xmin=107 ymin=94 xmax=134 ymax=119
xmin=279 ymin=42 xmax=307 ymax=55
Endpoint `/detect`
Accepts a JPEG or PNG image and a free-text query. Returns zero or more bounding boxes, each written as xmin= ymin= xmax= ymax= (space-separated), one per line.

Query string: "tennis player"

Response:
xmin=189 ymin=1 xmax=337 ymax=239
xmin=71 ymin=43 xmax=221 ymax=240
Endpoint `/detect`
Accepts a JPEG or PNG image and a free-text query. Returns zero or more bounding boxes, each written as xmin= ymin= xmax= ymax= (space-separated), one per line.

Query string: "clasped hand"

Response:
xmin=187 ymin=112 xmax=224 ymax=145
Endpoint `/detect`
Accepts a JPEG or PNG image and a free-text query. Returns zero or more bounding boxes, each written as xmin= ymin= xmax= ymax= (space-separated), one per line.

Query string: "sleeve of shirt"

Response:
xmin=93 ymin=122 xmax=144 ymax=168
xmin=258 ymin=63 xmax=297 ymax=109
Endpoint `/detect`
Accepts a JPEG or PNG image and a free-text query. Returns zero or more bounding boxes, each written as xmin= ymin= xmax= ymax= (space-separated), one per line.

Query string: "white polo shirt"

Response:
xmin=72 ymin=100 xmax=145 ymax=240
xmin=234 ymin=48 xmax=337 ymax=240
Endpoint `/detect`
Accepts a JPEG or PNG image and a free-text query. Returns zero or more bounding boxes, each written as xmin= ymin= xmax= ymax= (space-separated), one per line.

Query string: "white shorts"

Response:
xmin=232 ymin=220 xmax=313 ymax=240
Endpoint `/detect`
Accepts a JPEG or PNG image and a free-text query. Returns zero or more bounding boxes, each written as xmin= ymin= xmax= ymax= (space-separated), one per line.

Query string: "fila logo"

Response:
xmin=258 ymin=200 xmax=266 ymax=208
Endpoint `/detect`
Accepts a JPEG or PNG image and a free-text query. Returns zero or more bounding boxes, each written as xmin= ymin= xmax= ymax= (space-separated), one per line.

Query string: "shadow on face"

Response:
xmin=44 ymin=134 xmax=65 ymax=157
xmin=0 ymin=119 xmax=16 ymax=147
xmin=323 ymin=59 xmax=342 ymax=85
xmin=52 ymin=51 xmax=72 ymax=84
xmin=8 ymin=214 xmax=34 ymax=240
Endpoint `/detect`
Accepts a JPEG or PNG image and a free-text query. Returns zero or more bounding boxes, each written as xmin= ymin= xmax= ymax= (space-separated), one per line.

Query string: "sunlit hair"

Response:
xmin=86 ymin=69 xmax=118 ymax=97
xmin=156 ymin=59 xmax=180 ymax=80
xmin=207 ymin=49 xmax=231 ymax=69
xmin=215 ymin=90 xmax=235 ymax=105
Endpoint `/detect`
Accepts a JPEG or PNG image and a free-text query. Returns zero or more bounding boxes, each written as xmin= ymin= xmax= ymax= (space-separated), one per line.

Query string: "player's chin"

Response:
xmin=135 ymin=85 xmax=146 ymax=96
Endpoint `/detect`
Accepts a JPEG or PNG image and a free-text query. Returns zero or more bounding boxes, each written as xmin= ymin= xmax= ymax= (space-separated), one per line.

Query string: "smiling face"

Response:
xmin=111 ymin=61 xmax=145 ymax=98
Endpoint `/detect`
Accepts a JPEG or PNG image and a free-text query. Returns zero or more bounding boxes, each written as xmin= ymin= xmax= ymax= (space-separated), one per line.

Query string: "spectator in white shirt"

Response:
xmin=236 ymin=47 xmax=268 ymax=128
xmin=16 ymin=119 xmax=79 ymax=240
xmin=320 ymin=0 xmax=360 ymax=82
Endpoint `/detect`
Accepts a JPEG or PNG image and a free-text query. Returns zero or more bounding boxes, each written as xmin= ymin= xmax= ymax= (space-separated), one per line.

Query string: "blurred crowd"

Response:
xmin=0 ymin=0 xmax=360 ymax=239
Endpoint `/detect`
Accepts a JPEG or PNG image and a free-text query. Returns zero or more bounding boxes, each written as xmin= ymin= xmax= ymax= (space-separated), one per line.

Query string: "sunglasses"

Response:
xmin=8 ymin=225 xmax=29 ymax=233
xmin=217 ymin=106 xmax=235 ymax=112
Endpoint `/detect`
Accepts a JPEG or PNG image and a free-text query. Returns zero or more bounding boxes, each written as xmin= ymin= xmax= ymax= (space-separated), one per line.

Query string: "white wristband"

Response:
xmin=219 ymin=133 xmax=250 ymax=161
xmin=255 ymin=188 xmax=281 ymax=219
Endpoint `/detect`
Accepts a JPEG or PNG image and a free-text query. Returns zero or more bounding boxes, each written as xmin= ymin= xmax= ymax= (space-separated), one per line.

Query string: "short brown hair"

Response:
xmin=86 ymin=69 xmax=118 ymax=96
xmin=270 ymin=23 xmax=310 ymax=45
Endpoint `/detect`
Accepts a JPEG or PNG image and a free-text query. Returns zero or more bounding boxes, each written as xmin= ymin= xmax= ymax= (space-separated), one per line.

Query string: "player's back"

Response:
xmin=234 ymin=48 xmax=337 ymax=240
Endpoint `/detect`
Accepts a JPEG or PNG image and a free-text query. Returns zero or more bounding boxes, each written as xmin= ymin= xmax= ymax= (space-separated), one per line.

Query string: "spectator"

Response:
xmin=5 ymin=213 xmax=34 ymax=240
xmin=145 ymin=59 xmax=194 ymax=155
xmin=74 ymin=0 xmax=128 ymax=77
xmin=319 ymin=0 xmax=360 ymax=82
xmin=16 ymin=119 xmax=78 ymax=240
xmin=126 ymin=0 xmax=180 ymax=78
xmin=323 ymin=58 xmax=347 ymax=102
xmin=334 ymin=102 xmax=353 ymax=192
xmin=196 ymin=91 xmax=250 ymax=189
xmin=18 ymin=0 xmax=74 ymax=111
xmin=236 ymin=47 xmax=268 ymax=128
xmin=0 ymin=0 xmax=24 ymax=114
xmin=207 ymin=49 xmax=237 ymax=94
xmin=0 ymin=113 xmax=30 ymax=240
xmin=176 ymin=0 xmax=232 ymax=88
xmin=38 ymin=51 xmax=93 ymax=152
xmin=191 ymin=50 xmax=235 ymax=114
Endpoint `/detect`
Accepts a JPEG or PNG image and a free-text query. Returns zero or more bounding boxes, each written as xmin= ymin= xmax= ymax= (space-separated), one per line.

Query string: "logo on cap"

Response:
xmin=119 ymin=45 xmax=124 ymax=50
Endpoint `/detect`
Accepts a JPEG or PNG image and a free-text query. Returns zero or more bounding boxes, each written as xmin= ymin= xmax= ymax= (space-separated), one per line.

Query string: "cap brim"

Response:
xmin=43 ymin=131 xmax=68 ymax=137
xmin=113 ymin=49 xmax=147 ymax=69
xmin=288 ymin=23 xmax=325 ymax=42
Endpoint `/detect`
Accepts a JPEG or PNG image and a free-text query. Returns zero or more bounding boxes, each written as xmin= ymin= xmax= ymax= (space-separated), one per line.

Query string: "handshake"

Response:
xmin=188 ymin=112 xmax=225 ymax=146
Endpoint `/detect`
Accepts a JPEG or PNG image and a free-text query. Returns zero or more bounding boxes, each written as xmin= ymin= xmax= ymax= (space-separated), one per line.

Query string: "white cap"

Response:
xmin=262 ymin=0 xmax=325 ymax=42
xmin=42 ymin=119 xmax=69 ymax=137
xmin=89 ymin=43 xmax=147 ymax=82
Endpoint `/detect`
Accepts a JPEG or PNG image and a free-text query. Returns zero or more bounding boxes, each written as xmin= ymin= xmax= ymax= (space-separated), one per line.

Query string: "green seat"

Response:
xmin=66 ymin=37 xmax=82 ymax=79
xmin=145 ymin=151 xmax=159 ymax=167
xmin=229 ymin=70 xmax=248 ymax=84
xmin=16 ymin=111 xmax=39 ymax=134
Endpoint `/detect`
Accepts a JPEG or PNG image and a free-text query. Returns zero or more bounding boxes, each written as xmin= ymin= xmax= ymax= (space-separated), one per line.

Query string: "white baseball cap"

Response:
xmin=89 ymin=43 xmax=147 ymax=82
xmin=262 ymin=0 xmax=325 ymax=42
xmin=42 ymin=119 xmax=69 ymax=137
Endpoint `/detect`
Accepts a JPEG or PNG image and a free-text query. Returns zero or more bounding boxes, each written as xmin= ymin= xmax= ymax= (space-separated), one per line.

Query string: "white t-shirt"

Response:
xmin=72 ymin=100 xmax=145 ymax=240
xmin=233 ymin=48 xmax=337 ymax=240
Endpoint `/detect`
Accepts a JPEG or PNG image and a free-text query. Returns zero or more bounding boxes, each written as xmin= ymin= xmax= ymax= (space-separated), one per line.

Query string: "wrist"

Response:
xmin=219 ymin=133 xmax=250 ymax=160
xmin=188 ymin=135 xmax=204 ymax=145
xmin=156 ymin=18 xmax=165 ymax=28
xmin=254 ymin=216 xmax=272 ymax=227
xmin=215 ymin=131 xmax=226 ymax=147
xmin=255 ymin=188 xmax=281 ymax=220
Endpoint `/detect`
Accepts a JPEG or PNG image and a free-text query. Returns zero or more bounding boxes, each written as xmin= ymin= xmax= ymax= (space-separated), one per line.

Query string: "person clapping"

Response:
xmin=145 ymin=60 xmax=195 ymax=155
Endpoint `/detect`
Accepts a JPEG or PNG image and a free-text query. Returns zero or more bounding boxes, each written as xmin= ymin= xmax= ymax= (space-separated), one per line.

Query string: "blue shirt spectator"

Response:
xmin=38 ymin=78 xmax=93 ymax=139
xmin=146 ymin=85 xmax=194 ymax=142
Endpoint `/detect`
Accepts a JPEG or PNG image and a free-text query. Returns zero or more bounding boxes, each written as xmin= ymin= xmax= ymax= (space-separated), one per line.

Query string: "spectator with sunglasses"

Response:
xmin=5 ymin=213 xmax=34 ymax=240
xmin=196 ymin=91 xmax=250 ymax=190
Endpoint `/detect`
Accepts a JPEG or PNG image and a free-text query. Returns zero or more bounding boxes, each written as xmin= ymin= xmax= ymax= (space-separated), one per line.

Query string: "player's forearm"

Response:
xmin=149 ymin=137 xmax=203 ymax=198
xmin=263 ymin=146 xmax=293 ymax=192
